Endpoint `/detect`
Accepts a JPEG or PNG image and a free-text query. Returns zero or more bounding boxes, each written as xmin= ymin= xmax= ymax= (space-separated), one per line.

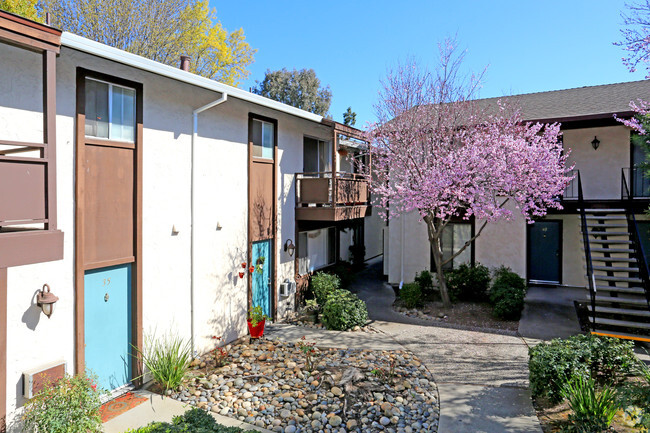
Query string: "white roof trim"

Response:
xmin=60 ymin=32 xmax=324 ymax=123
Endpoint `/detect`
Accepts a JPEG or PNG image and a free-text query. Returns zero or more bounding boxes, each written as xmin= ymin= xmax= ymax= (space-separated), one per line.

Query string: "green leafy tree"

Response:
xmin=343 ymin=106 xmax=356 ymax=126
xmin=1 ymin=0 xmax=40 ymax=21
xmin=40 ymin=0 xmax=255 ymax=86
xmin=253 ymin=68 xmax=332 ymax=116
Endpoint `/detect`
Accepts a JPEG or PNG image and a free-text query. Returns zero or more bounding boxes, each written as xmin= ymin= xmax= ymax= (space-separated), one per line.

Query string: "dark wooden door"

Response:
xmin=528 ymin=221 xmax=561 ymax=284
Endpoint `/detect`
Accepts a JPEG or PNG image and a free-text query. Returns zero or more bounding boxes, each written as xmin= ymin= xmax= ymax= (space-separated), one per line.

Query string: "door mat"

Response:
xmin=99 ymin=392 xmax=148 ymax=423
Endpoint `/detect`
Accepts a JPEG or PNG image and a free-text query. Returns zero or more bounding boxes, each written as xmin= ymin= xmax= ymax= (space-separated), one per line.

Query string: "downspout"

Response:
xmin=191 ymin=92 xmax=228 ymax=354
xmin=400 ymin=214 xmax=404 ymax=289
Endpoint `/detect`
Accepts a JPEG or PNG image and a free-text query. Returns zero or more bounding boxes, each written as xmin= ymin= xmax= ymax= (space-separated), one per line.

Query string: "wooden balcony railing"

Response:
xmin=295 ymin=172 xmax=371 ymax=221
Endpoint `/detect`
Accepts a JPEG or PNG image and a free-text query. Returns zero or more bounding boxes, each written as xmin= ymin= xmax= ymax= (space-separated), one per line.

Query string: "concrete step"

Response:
xmin=590 ymin=265 xmax=639 ymax=272
xmin=583 ymin=209 xmax=626 ymax=213
xmin=588 ymin=305 xmax=650 ymax=317
xmin=592 ymin=275 xmax=643 ymax=283
xmin=594 ymin=295 xmax=649 ymax=306
xmin=585 ymin=215 xmax=627 ymax=220
xmin=586 ymin=223 xmax=629 ymax=229
xmin=594 ymin=317 xmax=650 ymax=330
xmin=589 ymin=257 xmax=637 ymax=263
xmin=588 ymin=247 xmax=635 ymax=253
xmin=595 ymin=286 xmax=646 ymax=295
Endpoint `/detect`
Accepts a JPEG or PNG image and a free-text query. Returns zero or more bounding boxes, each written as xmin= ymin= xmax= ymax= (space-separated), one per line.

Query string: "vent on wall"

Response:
xmin=279 ymin=280 xmax=295 ymax=297
xmin=23 ymin=360 xmax=67 ymax=399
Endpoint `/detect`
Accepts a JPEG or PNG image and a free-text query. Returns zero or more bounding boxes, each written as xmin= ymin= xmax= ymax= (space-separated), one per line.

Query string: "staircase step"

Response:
xmin=590 ymin=257 xmax=637 ymax=263
xmin=587 ymin=305 xmax=650 ymax=317
xmin=590 ymin=330 xmax=650 ymax=342
xmin=586 ymin=223 xmax=629 ymax=228
xmin=593 ymin=317 xmax=650 ymax=330
xmin=585 ymin=215 xmax=627 ymax=220
xmin=592 ymin=275 xmax=643 ymax=283
xmin=590 ymin=265 xmax=639 ymax=272
xmin=587 ymin=247 xmax=635 ymax=253
xmin=594 ymin=295 xmax=649 ymax=306
xmin=585 ymin=231 xmax=631 ymax=237
xmin=595 ymin=286 xmax=646 ymax=295
xmin=582 ymin=239 xmax=633 ymax=245
xmin=583 ymin=209 xmax=626 ymax=213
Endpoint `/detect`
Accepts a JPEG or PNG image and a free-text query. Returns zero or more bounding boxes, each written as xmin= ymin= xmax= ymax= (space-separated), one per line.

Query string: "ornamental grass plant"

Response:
xmin=561 ymin=375 xmax=618 ymax=433
xmin=135 ymin=332 xmax=192 ymax=392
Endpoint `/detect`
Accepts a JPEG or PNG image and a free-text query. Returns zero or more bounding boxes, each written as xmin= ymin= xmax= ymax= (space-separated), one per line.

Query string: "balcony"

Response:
xmin=295 ymin=172 xmax=371 ymax=221
xmin=622 ymin=167 xmax=650 ymax=199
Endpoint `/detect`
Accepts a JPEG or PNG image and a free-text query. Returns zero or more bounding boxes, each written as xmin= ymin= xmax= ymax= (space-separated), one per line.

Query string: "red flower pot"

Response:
xmin=247 ymin=319 xmax=265 ymax=338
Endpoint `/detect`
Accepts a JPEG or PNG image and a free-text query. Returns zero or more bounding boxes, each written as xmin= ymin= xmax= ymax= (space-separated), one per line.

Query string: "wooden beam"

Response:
xmin=44 ymin=49 xmax=57 ymax=230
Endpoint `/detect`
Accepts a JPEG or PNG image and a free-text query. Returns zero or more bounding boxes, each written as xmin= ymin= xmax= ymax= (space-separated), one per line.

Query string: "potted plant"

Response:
xmin=247 ymin=306 xmax=268 ymax=338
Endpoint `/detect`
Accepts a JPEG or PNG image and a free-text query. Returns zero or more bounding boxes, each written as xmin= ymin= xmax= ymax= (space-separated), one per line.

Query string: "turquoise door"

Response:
xmin=84 ymin=264 xmax=132 ymax=390
xmin=252 ymin=240 xmax=272 ymax=317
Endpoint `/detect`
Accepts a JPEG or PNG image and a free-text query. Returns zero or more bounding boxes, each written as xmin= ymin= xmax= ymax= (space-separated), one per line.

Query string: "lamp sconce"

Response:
xmin=591 ymin=136 xmax=600 ymax=150
xmin=283 ymin=239 xmax=295 ymax=257
xmin=37 ymin=284 xmax=59 ymax=319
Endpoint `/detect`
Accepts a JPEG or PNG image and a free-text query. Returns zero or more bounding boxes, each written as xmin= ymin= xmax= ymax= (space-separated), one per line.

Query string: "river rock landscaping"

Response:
xmin=165 ymin=338 xmax=439 ymax=433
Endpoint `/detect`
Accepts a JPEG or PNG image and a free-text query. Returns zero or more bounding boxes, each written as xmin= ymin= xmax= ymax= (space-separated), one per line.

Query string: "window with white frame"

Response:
xmin=252 ymin=118 xmax=274 ymax=159
xmin=85 ymin=78 xmax=136 ymax=142
xmin=298 ymin=227 xmax=336 ymax=274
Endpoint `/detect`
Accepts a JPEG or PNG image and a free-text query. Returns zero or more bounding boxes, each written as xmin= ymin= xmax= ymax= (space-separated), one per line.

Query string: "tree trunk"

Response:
xmin=424 ymin=215 xmax=452 ymax=308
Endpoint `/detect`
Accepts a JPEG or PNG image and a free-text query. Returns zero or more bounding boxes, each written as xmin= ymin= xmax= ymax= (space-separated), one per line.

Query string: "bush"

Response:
xmin=446 ymin=263 xmax=490 ymax=302
xmin=529 ymin=334 xmax=637 ymax=404
xmin=561 ymin=375 xmax=618 ymax=433
xmin=489 ymin=266 xmax=527 ymax=320
xmin=125 ymin=407 xmax=257 ymax=432
xmin=135 ymin=332 xmax=192 ymax=392
xmin=400 ymin=283 xmax=422 ymax=308
xmin=326 ymin=261 xmax=354 ymax=289
xmin=618 ymin=355 xmax=650 ymax=429
xmin=321 ymin=289 xmax=369 ymax=331
xmin=22 ymin=372 xmax=103 ymax=433
xmin=414 ymin=270 xmax=434 ymax=296
xmin=310 ymin=272 xmax=340 ymax=307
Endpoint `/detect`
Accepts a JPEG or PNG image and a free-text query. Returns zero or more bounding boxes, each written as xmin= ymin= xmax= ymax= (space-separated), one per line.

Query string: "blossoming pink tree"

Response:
xmin=368 ymin=41 xmax=573 ymax=307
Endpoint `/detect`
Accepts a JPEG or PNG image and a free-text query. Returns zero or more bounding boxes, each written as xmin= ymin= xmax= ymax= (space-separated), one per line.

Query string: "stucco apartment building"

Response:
xmin=0 ymin=12 xmax=384 ymax=430
xmin=385 ymin=79 xmax=650 ymax=340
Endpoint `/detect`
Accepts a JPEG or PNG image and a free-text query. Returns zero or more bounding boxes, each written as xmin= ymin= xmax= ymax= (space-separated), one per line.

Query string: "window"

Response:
xmin=303 ymin=137 xmax=331 ymax=173
xmin=439 ymin=222 xmax=472 ymax=270
xmin=298 ymin=227 xmax=336 ymax=274
xmin=252 ymin=119 xmax=274 ymax=159
xmin=85 ymin=78 xmax=136 ymax=142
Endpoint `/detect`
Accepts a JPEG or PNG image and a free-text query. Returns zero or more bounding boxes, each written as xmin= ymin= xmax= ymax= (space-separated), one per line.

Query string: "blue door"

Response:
xmin=84 ymin=264 xmax=132 ymax=390
xmin=252 ymin=240 xmax=272 ymax=318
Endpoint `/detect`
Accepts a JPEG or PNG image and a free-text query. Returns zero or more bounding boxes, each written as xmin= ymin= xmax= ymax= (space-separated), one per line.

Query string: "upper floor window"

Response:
xmin=303 ymin=137 xmax=331 ymax=173
xmin=85 ymin=78 xmax=136 ymax=142
xmin=252 ymin=118 xmax=274 ymax=159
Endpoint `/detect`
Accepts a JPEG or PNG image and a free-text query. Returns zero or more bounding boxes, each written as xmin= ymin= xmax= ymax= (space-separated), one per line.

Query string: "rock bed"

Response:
xmin=395 ymin=307 xmax=447 ymax=322
xmin=171 ymin=338 xmax=439 ymax=432
xmin=282 ymin=313 xmax=378 ymax=333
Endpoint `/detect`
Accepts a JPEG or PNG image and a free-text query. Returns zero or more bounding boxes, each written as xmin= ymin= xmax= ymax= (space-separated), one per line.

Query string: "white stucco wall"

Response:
xmin=2 ymin=44 xmax=331 ymax=426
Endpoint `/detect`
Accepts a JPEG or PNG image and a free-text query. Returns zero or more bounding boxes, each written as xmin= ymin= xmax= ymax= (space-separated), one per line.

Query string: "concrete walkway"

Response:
xmin=102 ymin=390 xmax=271 ymax=433
xmin=350 ymin=258 xmax=543 ymax=433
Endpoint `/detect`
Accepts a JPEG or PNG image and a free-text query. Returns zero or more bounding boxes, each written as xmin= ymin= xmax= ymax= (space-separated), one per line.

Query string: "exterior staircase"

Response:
xmin=581 ymin=208 xmax=650 ymax=341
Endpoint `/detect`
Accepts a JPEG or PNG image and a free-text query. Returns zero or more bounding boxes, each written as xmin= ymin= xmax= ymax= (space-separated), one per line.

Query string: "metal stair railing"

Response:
xmin=577 ymin=171 xmax=597 ymax=330
xmin=621 ymin=168 xmax=650 ymax=310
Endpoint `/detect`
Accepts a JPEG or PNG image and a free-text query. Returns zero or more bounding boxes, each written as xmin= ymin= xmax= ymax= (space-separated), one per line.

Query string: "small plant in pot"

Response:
xmin=247 ymin=305 xmax=268 ymax=338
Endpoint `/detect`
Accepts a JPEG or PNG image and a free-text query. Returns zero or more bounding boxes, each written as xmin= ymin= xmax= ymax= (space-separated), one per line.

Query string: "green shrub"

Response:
xmin=414 ymin=270 xmax=434 ymax=296
xmin=618 ymin=356 xmax=650 ymax=429
xmin=561 ymin=375 xmax=618 ymax=433
xmin=22 ymin=372 xmax=103 ymax=433
xmin=529 ymin=334 xmax=637 ymax=404
xmin=125 ymin=407 xmax=257 ymax=432
xmin=321 ymin=289 xmax=369 ymax=331
xmin=310 ymin=272 xmax=340 ymax=307
xmin=400 ymin=282 xmax=422 ymax=308
xmin=446 ymin=263 xmax=490 ymax=302
xmin=489 ymin=266 xmax=527 ymax=320
xmin=326 ymin=261 xmax=354 ymax=289
xmin=134 ymin=332 xmax=192 ymax=392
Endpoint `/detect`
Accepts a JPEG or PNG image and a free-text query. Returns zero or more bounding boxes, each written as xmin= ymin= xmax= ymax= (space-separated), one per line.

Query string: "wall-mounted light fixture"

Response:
xmin=284 ymin=239 xmax=295 ymax=257
xmin=37 ymin=284 xmax=59 ymax=319
xmin=591 ymin=136 xmax=600 ymax=150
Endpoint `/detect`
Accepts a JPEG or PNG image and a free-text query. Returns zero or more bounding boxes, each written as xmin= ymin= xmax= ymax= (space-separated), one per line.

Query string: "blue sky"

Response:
xmin=211 ymin=0 xmax=647 ymax=127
